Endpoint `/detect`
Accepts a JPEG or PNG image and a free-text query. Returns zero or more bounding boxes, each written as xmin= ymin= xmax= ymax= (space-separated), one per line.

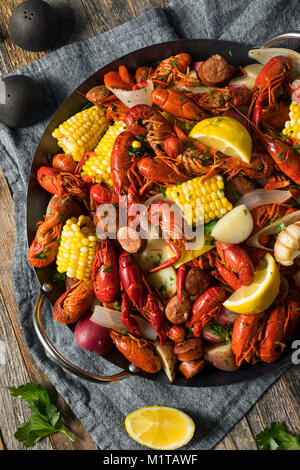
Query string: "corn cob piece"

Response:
xmin=56 ymin=216 xmax=97 ymax=281
xmin=282 ymin=101 xmax=300 ymax=143
xmin=52 ymin=105 xmax=108 ymax=162
xmin=80 ymin=121 xmax=127 ymax=185
xmin=166 ymin=174 xmax=232 ymax=225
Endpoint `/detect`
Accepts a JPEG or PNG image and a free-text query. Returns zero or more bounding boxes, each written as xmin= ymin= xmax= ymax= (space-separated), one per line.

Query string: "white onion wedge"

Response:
xmin=107 ymin=80 xmax=154 ymax=108
xmin=235 ymin=189 xmax=292 ymax=211
xmin=90 ymin=305 xmax=158 ymax=341
xmin=247 ymin=209 xmax=300 ymax=250
xmin=248 ymin=48 xmax=300 ymax=78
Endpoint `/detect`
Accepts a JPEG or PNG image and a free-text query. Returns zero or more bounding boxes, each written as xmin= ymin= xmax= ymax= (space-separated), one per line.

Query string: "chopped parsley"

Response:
xmin=243 ymin=209 xmax=248 ymax=215
xmin=228 ymin=50 xmax=233 ymax=57
xmin=52 ymin=272 xmax=66 ymax=283
xmin=209 ymin=89 xmax=214 ymax=100
xmin=33 ymin=248 xmax=49 ymax=260
xmin=159 ymin=281 xmax=168 ymax=296
xmin=255 ymin=422 xmax=300 ymax=450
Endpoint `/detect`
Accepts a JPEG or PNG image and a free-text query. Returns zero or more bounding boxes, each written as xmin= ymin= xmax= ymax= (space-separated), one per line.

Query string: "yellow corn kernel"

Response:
xmin=56 ymin=216 xmax=97 ymax=281
xmin=80 ymin=120 xmax=127 ymax=186
xmin=282 ymin=101 xmax=300 ymax=144
xmin=52 ymin=106 xmax=108 ymax=162
xmin=166 ymin=174 xmax=232 ymax=224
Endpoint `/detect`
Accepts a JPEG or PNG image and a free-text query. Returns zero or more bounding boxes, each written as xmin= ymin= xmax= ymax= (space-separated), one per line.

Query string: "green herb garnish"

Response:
xmin=255 ymin=422 xmax=300 ymax=450
xmin=204 ymin=219 xmax=217 ymax=234
xmin=7 ymin=383 xmax=73 ymax=448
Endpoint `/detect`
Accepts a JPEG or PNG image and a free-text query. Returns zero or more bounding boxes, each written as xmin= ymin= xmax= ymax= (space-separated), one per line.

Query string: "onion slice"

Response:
xmin=235 ymin=189 xmax=292 ymax=211
xmin=90 ymin=305 xmax=158 ymax=341
xmin=107 ymin=80 xmax=154 ymax=108
xmin=247 ymin=209 xmax=300 ymax=250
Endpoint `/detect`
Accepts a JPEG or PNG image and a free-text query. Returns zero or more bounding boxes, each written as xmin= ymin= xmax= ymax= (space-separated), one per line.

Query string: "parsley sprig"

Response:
xmin=255 ymin=422 xmax=300 ymax=450
xmin=8 ymin=383 xmax=74 ymax=448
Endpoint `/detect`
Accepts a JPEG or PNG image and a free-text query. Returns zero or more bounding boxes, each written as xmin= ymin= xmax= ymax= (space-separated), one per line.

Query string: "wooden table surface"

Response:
xmin=0 ymin=0 xmax=299 ymax=451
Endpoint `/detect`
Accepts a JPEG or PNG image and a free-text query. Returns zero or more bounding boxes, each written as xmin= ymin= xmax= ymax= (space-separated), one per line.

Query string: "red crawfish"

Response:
xmin=53 ymin=280 xmax=94 ymax=324
xmin=37 ymin=166 xmax=88 ymax=200
xmin=249 ymin=56 xmax=291 ymax=129
xmin=92 ymin=239 xmax=119 ymax=303
xmin=186 ymin=286 xmax=227 ymax=337
xmin=214 ymin=242 xmax=254 ymax=290
xmin=110 ymin=331 xmax=161 ymax=373
xmin=151 ymin=88 xmax=208 ymax=122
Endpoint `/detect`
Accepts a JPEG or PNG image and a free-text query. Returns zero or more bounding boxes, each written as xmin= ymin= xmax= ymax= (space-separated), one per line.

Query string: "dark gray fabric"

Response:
xmin=0 ymin=0 xmax=298 ymax=450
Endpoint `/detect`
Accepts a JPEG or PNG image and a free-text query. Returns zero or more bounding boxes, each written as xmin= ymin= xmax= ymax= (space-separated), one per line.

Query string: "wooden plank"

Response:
xmin=82 ymin=0 xmax=169 ymax=34
xmin=0 ymin=0 xmax=94 ymax=72
xmin=0 ymin=171 xmax=97 ymax=450
xmin=243 ymin=370 xmax=300 ymax=445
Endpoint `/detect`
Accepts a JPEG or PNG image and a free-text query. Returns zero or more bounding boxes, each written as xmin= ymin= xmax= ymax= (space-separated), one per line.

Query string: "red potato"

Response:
xmin=75 ymin=315 xmax=113 ymax=355
xmin=203 ymin=342 xmax=238 ymax=371
xmin=215 ymin=307 xmax=237 ymax=326
xmin=202 ymin=323 xmax=227 ymax=344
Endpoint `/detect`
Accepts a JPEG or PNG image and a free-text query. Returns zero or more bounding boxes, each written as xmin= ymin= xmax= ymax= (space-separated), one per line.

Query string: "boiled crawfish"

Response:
xmin=232 ymin=299 xmax=300 ymax=366
xmin=110 ymin=330 xmax=161 ymax=373
xmin=119 ymin=251 xmax=167 ymax=343
xmin=186 ymin=286 xmax=227 ymax=337
xmin=150 ymin=53 xmax=194 ymax=87
xmin=151 ymin=88 xmax=208 ymax=122
xmin=92 ymin=239 xmax=119 ymax=303
xmin=37 ymin=167 xmax=88 ymax=200
xmin=28 ymin=195 xmax=80 ymax=268
xmin=214 ymin=242 xmax=254 ymax=290
xmin=249 ymin=56 xmax=291 ymax=129
xmin=52 ymin=280 xmax=94 ymax=324
xmin=125 ymin=104 xmax=176 ymax=156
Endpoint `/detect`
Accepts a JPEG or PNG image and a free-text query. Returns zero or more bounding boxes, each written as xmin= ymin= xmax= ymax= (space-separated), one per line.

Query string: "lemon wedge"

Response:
xmin=223 ymin=253 xmax=280 ymax=314
xmin=125 ymin=406 xmax=195 ymax=450
xmin=189 ymin=116 xmax=252 ymax=163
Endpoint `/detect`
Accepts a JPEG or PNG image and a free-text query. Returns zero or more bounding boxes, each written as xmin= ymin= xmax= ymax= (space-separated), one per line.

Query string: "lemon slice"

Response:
xmin=189 ymin=116 xmax=252 ymax=163
xmin=125 ymin=406 xmax=195 ymax=450
xmin=223 ymin=253 xmax=280 ymax=314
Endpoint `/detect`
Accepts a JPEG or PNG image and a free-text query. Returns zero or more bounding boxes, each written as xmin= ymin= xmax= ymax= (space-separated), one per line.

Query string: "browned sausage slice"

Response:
xmin=198 ymin=54 xmax=236 ymax=87
xmin=117 ymin=226 xmax=145 ymax=253
xmin=165 ymin=293 xmax=192 ymax=324
xmin=184 ymin=268 xmax=210 ymax=297
xmin=174 ymin=338 xmax=203 ymax=361
xmin=179 ymin=359 xmax=205 ymax=379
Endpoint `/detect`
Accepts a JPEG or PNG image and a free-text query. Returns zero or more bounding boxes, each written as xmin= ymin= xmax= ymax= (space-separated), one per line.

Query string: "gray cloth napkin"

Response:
xmin=0 ymin=0 xmax=299 ymax=450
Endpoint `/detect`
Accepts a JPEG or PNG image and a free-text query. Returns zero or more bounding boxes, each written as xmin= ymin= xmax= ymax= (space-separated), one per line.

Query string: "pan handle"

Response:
xmin=261 ymin=32 xmax=300 ymax=48
xmin=32 ymin=291 xmax=135 ymax=384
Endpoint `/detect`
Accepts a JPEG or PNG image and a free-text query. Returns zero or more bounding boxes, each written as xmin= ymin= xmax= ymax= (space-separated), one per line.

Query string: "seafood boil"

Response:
xmin=28 ymin=50 xmax=300 ymax=382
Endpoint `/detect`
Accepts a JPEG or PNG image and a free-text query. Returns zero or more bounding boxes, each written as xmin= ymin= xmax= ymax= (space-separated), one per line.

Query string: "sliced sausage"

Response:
xmin=184 ymin=268 xmax=210 ymax=297
xmin=86 ymin=85 xmax=110 ymax=105
xmin=225 ymin=175 xmax=257 ymax=204
xmin=117 ymin=226 xmax=145 ymax=253
xmin=179 ymin=359 xmax=205 ymax=379
xmin=168 ymin=325 xmax=186 ymax=342
xmin=198 ymin=54 xmax=236 ymax=87
xmin=165 ymin=293 xmax=192 ymax=324
xmin=174 ymin=338 xmax=202 ymax=361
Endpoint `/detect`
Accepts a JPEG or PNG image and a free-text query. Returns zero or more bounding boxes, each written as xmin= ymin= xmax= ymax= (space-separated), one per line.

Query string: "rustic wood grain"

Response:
xmin=82 ymin=0 xmax=170 ymax=34
xmin=0 ymin=0 xmax=299 ymax=451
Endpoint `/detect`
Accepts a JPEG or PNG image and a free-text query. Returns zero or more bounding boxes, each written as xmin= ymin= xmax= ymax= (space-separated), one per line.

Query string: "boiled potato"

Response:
xmin=147 ymin=266 xmax=177 ymax=298
xmin=203 ymin=342 xmax=238 ymax=371
xmin=211 ymin=204 xmax=253 ymax=244
xmin=135 ymin=238 xmax=173 ymax=272
xmin=154 ymin=340 xmax=178 ymax=382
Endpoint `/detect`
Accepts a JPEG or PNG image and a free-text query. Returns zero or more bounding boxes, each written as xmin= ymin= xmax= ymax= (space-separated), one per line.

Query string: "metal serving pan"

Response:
xmin=28 ymin=32 xmax=300 ymax=386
